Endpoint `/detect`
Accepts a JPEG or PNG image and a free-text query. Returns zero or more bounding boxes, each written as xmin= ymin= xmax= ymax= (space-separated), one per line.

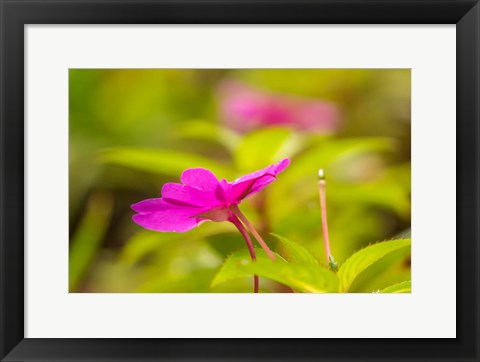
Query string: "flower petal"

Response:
xmin=180 ymin=168 xmax=219 ymax=191
xmin=131 ymin=198 xmax=203 ymax=232
xmin=131 ymin=198 xmax=165 ymax=213
xmin=132 ymin=211 xmax=201 ymax=233
xmin=228 ymin=158 xmax=290 ymax=201
xmin=161 ymin=183 xmax=220 ymax=208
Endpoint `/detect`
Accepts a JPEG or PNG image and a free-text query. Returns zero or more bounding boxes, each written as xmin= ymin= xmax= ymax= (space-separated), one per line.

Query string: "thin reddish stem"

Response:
xmin=231 ymin=205 xmax=276 ymax=261
xmin=318 ymin=173 xmax=332 ymax=263
xmin=230 ymin=215 xmax=259 ymax=293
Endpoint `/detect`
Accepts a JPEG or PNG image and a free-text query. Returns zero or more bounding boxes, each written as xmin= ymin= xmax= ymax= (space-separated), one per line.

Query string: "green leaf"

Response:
xmin=211 ymin=248 xmax=278 ymax=287
xmin=242 ymin=260 xmax=338 ymax=293
xmin=338 ymin=238 xmax=411 ymax=292
xmin=174 ymin=119 xmax=241 ymax=152
xmin=234 ymin=128 xmax=300 ymax=172
xmin=69 ymin=193 xmax=113 ymax=291
xmin=212 ymin=248 xmax=338 ymax=293
xmin=120 ymin=222 xmax=235 ymax=265
xmin=347 ymin=245 xmax=411 ymax=293
xmin=381 ymin=280 xmax=411 ymax=293
xmin=137 ymin=269 xmax=218 ymax=293
xmin=99 ymin=147 xmax=234 ymax=179
xmin=271 ymin=233 xmax=319 ymax=265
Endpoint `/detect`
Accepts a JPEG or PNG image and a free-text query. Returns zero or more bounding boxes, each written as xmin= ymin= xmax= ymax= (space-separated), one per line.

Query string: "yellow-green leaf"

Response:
xmin=99 ymin=147 xmax=234 ymax=179
xmin=212 ymin=248 xmax=338 ymax=293
xmin=271 ymin=233 xmax=319 ymax=265
xmin=174 ymin=119 xmax=241 ymax=152
xmin=69 ymin=193 xmax=113 ymax=291
xmin=234 ymin=128 xmax=299 ymax=172
xmin=338 ymin=238 xmax=411 ymax=292
xmin=241 ymin=260 xmax=338 ymax=293
xmin=121 ymin=222 xmax=235 ymax=265
xmin=211 ymin=248 xmax=279 ymax=287
xmin=381 ymin=280 xmax=411 ymax=293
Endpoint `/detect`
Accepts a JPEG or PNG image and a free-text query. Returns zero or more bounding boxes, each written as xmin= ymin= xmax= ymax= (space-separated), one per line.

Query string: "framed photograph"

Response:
xmin=1 ymin=0 xmax=478 ymax=361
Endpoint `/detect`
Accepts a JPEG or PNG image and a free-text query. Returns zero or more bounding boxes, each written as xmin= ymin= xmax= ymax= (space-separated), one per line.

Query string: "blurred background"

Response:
xmin=69 ymin=69 xmax=411 ymax=293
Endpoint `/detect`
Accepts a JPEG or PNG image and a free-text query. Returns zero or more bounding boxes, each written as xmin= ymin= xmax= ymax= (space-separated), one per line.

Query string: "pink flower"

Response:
xmin=218 ymin=81 xmax=339 ymax=133
xmin=132 ymin=159 xmax=289 ymax=293
xmin=132 ymin=158 xmax=289 ymax=234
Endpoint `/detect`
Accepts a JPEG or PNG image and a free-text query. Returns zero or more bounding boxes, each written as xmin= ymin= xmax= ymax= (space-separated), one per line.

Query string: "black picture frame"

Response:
xmin=1 ymin=1 xmax=479 ymax=361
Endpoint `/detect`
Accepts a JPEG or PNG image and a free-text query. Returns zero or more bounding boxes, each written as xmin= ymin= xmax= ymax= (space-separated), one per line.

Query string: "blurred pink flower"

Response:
xmin=218 ymin=81 xmax=339 ymax=133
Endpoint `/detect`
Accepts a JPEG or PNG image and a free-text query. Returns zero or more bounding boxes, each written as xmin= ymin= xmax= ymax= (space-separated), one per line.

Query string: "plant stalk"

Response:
xmin=318 ymin=169 xmax=332 ymax=264
xmin=231 ymin=205 xmax=276 ymax=261
xmin=230 ymin=215 xmax=259 ymax=293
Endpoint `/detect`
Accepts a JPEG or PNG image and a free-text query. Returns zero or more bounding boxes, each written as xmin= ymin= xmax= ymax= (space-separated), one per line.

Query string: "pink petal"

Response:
xmin=180 ymin=168 xmax=219 ymax=192
xmin=161 ymin=183 xmax=220 ymax=208
xmin=227 ymin=158 xmax=290 ymax=201
xmin=131 ymin=198 xmax=203 ymax=232
xmin=195 ymin=205 xmax=231 ymax=222
xmin=131 ymin=198 xmax=165 ymax=213
xmin=132 ymin=210 xmax=201 ymax=233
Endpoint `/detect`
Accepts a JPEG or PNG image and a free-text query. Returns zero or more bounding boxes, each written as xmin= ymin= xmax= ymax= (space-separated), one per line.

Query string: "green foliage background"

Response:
xmin=69 ymin=69 xmax=411 ymax=293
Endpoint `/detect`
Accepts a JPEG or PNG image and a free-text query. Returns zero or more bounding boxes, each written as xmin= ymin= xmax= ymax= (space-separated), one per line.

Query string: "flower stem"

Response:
xmin=230 ymin=215 xmax=259 ymax=293
xmin=231 ymin=205 xmax=276 ymax=261
xmin=318 ymin=169 xmax=332 ymax=264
